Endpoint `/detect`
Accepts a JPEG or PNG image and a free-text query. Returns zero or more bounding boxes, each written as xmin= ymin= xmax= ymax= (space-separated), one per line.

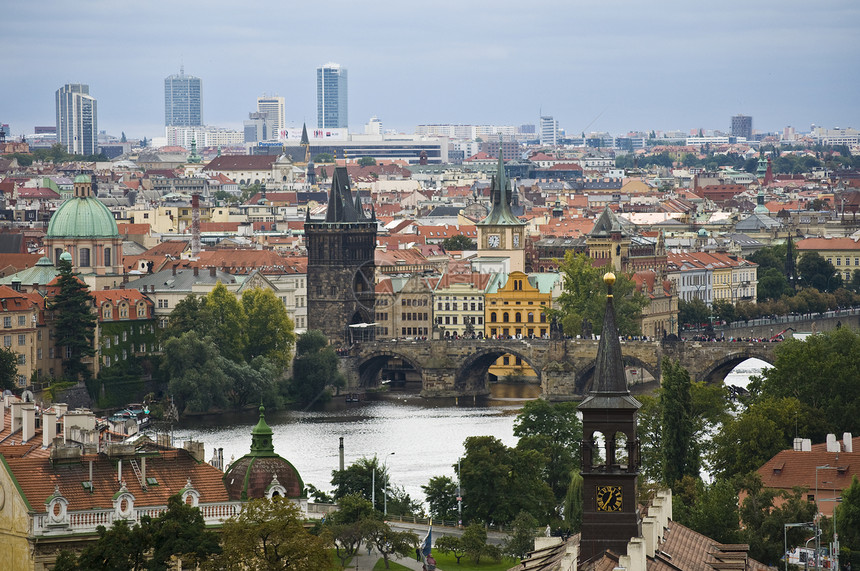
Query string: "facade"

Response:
xmin=317 ymin=62 xmax=348 ymax=129
xmin=587 ymin=207 xmax=633 ymax=273
xmin=164 ymin=67 xmax=202 ymax=127
xmin=257 ymin=95 xmax=285 ymax=139
xmin=305 ymin=167 xmax=376 ymax=342
xmin=55 ymin=84 xmax=97 ymax=155
xmin=374 ymin=275 xmax=433 ymax=340
xmin=540 ymin=116 xmax=558 ymax=146
xmin=633 ymin=271 xmax=678 ymax=337
xmin=91 ymin=289 xmax=156 ymax=372
xmin=433 ymin=273 xmax=491 ymax=338
xmin=731 ymin=114 xmax=753 ymax=140
xmin=484 ymin=271 xmax=551 ymax=340
xmin=795 ymin=236 xmax=860 ymax=282
xmin=164 ymin=125 xmax=242 ymax=148
xmin=476 ymin=153 xmax=527 ymax=272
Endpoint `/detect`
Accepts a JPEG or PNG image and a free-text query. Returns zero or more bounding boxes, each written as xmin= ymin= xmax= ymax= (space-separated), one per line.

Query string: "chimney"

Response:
xmin=54 ymin=403 xmax=68 ymax=417
xmin=43 ymin=411 xmax=57 ymax=448
xmin=209 ymin=266 xmax=216 ymax=277
xmin=619 ymin=537 xmax=646 ymax=571
xmin=844 ymin=432 xmax=854 ymax=453
xmin=826 ymin=433 xmax=840 ymax=452
xmin=141 ymin=456 xmax=146 ymax=484
xmin=793 ymin=437 xmax=803 ymax=451
xmin=642 ymin=516 xmax=657 ymax=558
xmin=118 ymin=458 xmax=122 ymax=482
xmin=172 ymin=264 xmax=177 ymax=276
xmin=802 ymin=438 xmax=812 ymax=451
xmin=339 ymin=436 xmax=345 ymax=472
xmin=22 ymin=404 xmax=35 ymax=443
xmin=193 ymin=266 xmax=199 ymax=277
xmin=0 ymin=398 xmax=4 ymax=431
xmin=10 ymin=400 xmax=24 ymax=433
xmin=89 ymin=459 xmax=93 ymax=489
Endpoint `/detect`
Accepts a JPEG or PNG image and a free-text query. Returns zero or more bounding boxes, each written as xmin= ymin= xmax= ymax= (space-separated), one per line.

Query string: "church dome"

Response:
xmin=46 ymin=195 xmax=119 ymax=239
xmin=223 ymin=405 xmax=304 ymax=500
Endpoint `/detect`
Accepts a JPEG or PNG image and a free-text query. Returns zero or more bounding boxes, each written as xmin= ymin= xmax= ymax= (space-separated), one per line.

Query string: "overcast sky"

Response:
xmin=3 ymin=0 xmax=859 ymax=140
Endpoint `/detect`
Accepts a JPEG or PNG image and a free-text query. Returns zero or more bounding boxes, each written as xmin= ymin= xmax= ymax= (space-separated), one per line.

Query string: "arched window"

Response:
xmin=527 ymin=312 xmax=534 ymax=322
xmin=514 ymin=313 xmax=522 ymax=323
xmin=490 ymin=312 xmax=497 ymax=323
xmin=502 ymin=312 xmax=509 ymax=322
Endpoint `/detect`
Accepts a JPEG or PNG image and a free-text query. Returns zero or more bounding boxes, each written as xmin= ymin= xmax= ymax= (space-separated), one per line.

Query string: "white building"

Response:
xmin=365 ymin=116 xmax=383 ymax=135
xmin=539 ymin=116 xmax=558 ymax=146
xmin=56 ymin=84 xmax=97 ymax=155
xmin=165 ymin=125 xmax=244 ymax=148
xmin=257 ymin=95 xmax=285 ymax=139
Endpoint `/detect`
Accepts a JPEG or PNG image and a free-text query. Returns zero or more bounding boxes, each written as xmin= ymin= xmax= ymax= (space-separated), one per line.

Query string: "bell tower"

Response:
xmin=578 ymin=272 xmax=642 ymax=561
xmin=476 ymin=143 xmax=526 ymax=272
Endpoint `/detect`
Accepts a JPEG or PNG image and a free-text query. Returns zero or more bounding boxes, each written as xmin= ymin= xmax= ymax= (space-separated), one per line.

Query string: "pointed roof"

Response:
xmin=249 ymin=404 xmax=275 ymax=456
xmin=300 ymin=123 xmax=309 ymax=146
xmin=578 ymin=273 xmax=641 ymax=410
xmin=323 ymin=167 xmax=367 ymax=223
xmin=477 ymin=145 xmax=523 ymax=227
xmin=588 ymin=206 xmax=630 ymax=238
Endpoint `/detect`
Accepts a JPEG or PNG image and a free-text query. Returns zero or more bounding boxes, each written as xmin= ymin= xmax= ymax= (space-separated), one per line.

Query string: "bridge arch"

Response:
xmin=455 ymin=346 xmax=541 ymax=394
xmin=356 ymin=350 xmax=424 ymax=390
xmin=694 ymin=350 xmax=774 ymax=385
xmin=574 ymin=355 xmax=660 ymax=395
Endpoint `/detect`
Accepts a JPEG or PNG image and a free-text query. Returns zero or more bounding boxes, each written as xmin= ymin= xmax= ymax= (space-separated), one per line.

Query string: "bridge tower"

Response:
xmin=578 ymin=273 xmax=642 ymax=561
xmin=305 ymin=166 xmax=377 ymax=343
xmin=476 ymin=143 xmax=526 ymax=272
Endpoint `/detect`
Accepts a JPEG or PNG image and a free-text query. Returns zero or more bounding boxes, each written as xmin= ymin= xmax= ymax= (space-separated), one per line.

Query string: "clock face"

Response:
xmin=513 ymin=234 xmax=520 ymax=248
xmin=488 ymin=235 xmax=500 ymax=248
xmin=596 ymin=485 xmax=622 ymax=512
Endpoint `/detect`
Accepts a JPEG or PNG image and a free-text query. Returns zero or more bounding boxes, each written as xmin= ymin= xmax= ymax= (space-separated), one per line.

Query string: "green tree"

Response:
xmin=563 ymin=470 xmax=584 ymax=532
xmin=241 ymin=288 xmax=295 ymax=370
xmin=550 ymin=252 xmax=647 ymax=336
xmin=504 ymin=511 xmax=538 ymax=559
xmin=636 ymin=394 xmax=664 ymax=482
xmin=331 ymin=457 xmax=389 ymax=505
xmin=163 ymin=294 xmax=214 ymax=341
xmin=147 ymin=494 xmax=221 ymax=570
xmin=421 ymin=475 xmax=459 ymax=521
xmin=661 ymin=359 xmax=698 ymax=486
xmin=461 ymin=523 xmax=501 ymax=564
xmin=216 ymin=497 xmax=329 ymax=570
xmin=326 ymin=494 xmax=375 ymax=568
xmin=513 ymin=399 xmax=582 ymax=508
xmin=205 ymin=282 xmax=247 ymax=362
xmin=836 ymin=475 xmax=860 ymax=549
xmin=441 ymin=234 xmax=475 ymax=251
xmin=357 ymin=156 xmax=377 ymax=167
xmin=288 ymin=330 xmax=345 ymax=406
xmin=711 ymin=299 xmax=735 ymax=324
xmin=49 ymin=256 xmax=96 ymax=381
xmin=0 ymin=347 xmax=18 ymax=391
xmin=312 ymin=153 xmax=334 ymax=163
xmin=434 ymin=535 xmax=467 ymax=564
xmin=161 ymin=331 xmax=230 ymax=413
xmin=675 ymin=478 xmax=740 ymax=544
xmin=363 ymin=519 xmax=418 ymax=569
xmin=459 ymin=436 xmax=554 ymax=526
xmin=678 ymin=297 xmax=710 ymax=328
xmin=798 ymin=251 xmax=840 ymax=292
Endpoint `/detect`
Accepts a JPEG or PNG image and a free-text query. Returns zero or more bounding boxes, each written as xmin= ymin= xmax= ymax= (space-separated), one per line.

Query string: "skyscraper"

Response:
xmin=164 ymin=67 xmax=202 ymax=127
xmin=317 ymin=63 xmax=348 ymax=129
xmin=731 ymin=114 xmax=752 ymax=140
xmin=257 ymin=95 xmax=285 ymax=139
xmin=539 ymin=115 xmax=558 ymax=146
xmin=55 ymin=84 xmax=97 ymax=155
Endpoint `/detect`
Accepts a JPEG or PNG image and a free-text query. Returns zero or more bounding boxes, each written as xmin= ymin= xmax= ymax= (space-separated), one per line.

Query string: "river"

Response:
xmin=171 ymin=383 xmax=542 ymax=507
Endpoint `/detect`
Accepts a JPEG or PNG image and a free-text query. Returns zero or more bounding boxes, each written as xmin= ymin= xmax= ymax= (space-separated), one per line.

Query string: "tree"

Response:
xmin=147 ymin=494 xmax=221 ymax=570
xmin=161 ymin=331 xmax=230 ymax=413
xmin=288 ymin=330 xmax=345 ymax=406
xmin=513 ymin=399 xmax=582 ymax=508
xmin=836 ymin=475 xmax=860 ymax=549
xmin=205 ymin=282 xmax=247 ymax=362
xmin=421 ymin=475 xmax=458 ymax=521
xmin=563 ymin=471 xmax=583 ymax=532
xmin=798 ymin=251 xmax=840 ymax=292
xmin=49 ymin=256 xmax=96 ymax=381
xmin=163 ymin=294 xmax=214 ymax=341
xmin=326 ymin=494 xmax=375 ymax=568
xmin=661 ymin=359 xmax=698 ymax=486
xmin=331 ymin=456 xmax=389 ymax=505
xmin=0 ymin=347 xmax=18 ymax=391
xmin=550 ymin=252 xmax=647 ymax=337
xmin=120 ymin=131 xmax=127 ymax=143
xmin=461 ymin=523 xmax=501 ymax=564
xmin=363 ymin=519 xmax=418 ymax=569
xmin=441 ymin=234 xmax=475 ymax=251
xmin=434 ymin=535 xmax=467 ymax=564
xmin=679 ymin=297 xmax=710 ymax=328
xmin=217 ymin=497 xmax=330 ymax=570
xmin=312 ymin=153 xmax=334 ymax=163
xmin=504 ymin=511 xmax=538 ymax=559
xmin=672 ymin=477 xmax=740 ymax=544
xmin=357 ymin=156 xmax=376 ymax=167
xmin=241 ymin=288 xmax=295 ymax=370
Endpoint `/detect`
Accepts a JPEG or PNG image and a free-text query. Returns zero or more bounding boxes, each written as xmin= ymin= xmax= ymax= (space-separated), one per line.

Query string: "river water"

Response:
xmin=171 ymin=383 xmax=541 ymax=507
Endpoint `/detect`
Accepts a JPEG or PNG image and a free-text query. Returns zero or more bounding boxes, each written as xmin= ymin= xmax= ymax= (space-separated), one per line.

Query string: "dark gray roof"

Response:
xmin=126 ymin=268 xmax=237 ymax=293
xmin=323 ymin=167 xmax=369 ymax=223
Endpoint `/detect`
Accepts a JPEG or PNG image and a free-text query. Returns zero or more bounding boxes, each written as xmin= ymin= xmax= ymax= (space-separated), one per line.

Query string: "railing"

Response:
xmin=32 ymin=500 xmax=244 ymax=536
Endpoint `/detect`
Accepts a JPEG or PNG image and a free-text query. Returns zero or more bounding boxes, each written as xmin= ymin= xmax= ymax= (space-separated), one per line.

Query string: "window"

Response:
xmin=3 ymin=317 xmax=10 ymax=328
xmin=17 ymin=335 xmax=25 ymax=345
xmin=104 ymin=356 xmax=110 ymax=367
xmin=122 ymin=331 xmax=128 ymax=341
xmin=17 ymin=316 xmax=25 ymax=326
xmin=79 ymin=248 xmax=91 ymax=267
xmin=104 ymin=247 xmax=112 ymax=266
xmin=17 ymin=354 xmax=25 ymax=365
xmin=37 ymin=348 xmax=42 ymax=360
xmin=3 ymin=336 xmax=10 ymax=347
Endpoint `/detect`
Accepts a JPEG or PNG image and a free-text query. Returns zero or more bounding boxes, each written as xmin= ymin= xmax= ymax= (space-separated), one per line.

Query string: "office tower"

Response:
xmin=365 ymin=116 xmax=382 ymax=135
xmin=539 ymin=115 xmax=558 ymax=146
xmin=257 ymin=95 xmax=285 ymax=139
xmin=731 ymin=114 xmax=752 ymax=140
xmin=164 ymin=66 xmax=202 ymax=127
xmin=244 ymin=112 xmax=269 ymax=143
xmin=317 ymin=63 xmax=348 ymax=129
xmin=55 ymin=84 xmax=98 ymax=155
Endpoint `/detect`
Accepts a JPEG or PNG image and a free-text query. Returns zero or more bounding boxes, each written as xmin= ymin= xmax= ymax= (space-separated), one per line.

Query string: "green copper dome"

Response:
xmin=74 ymin=174 xmax=91 ymax=184
xmin=46 ymin=196 xmax=119 ymax=239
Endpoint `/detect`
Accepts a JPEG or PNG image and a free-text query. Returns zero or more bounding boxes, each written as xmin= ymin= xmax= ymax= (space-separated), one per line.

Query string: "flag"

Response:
xmin=421 ymin=521 xmax=432 ymax=559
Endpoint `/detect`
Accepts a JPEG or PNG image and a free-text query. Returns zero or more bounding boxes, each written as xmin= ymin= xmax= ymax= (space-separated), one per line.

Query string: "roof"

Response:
xmin=478 ymin=153 xmax=524 ymax=227
xmin=202 ymin=155 xmax=278 ymax=171
xmin=796 ymin=236 xmax=860 ymax=251
xmin=46 ymin=196 xmax=119 ymax=238
xmin=0 ymin=256 xmax=59 ymax=287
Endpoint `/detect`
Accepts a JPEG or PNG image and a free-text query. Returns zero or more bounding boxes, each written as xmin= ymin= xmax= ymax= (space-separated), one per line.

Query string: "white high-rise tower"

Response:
xmin=56 ymin=83 xmax=98 ymax=155
xmin=257 ymin=95 xmax=285 ymax=139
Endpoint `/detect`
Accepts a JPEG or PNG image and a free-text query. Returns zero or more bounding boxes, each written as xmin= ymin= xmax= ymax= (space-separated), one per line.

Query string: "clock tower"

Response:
xmin=578 ymin=273 xmax=642 ymax=562
xmin=476 ymin=147 xmax=526 ymax=272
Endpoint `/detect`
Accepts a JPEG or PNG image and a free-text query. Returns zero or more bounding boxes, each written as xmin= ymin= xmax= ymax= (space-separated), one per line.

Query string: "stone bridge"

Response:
xmin=340 ymin=338 xmax=778 ymax=399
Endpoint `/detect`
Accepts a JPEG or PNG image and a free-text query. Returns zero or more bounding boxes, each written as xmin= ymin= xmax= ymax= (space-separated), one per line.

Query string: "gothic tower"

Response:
xmin=305 ymin=167 xmax=377 ymax=343
xmin=476 ymin=145 xmax=526 ymax=271
xmin=578 ymin=273 xmax=642 ymax=561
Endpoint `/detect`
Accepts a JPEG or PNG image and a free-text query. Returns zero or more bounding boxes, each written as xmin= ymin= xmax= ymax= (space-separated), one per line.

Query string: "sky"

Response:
xmin=3 ymin=0 xmax=859 ymax=140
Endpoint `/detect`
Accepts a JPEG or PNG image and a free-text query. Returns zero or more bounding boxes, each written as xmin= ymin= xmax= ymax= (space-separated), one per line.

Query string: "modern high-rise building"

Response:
xmin=256 ymin=95 xmax=285 ymax=139
xmin=55 ymin=84 xmax=97 ymax=155
xmin=164 ymin=67 xmax=202 ymax=127
xmin=317 ymin=63 xmax=348 ymax=129
xmin=731 ymin=114 xmax=752 ymax=140
xmin=539 ymin=115 xmax=558 ymax=146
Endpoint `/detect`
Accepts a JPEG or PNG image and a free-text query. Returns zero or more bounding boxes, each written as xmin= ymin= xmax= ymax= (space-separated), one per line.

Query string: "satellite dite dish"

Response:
xmin=21 ymin=390 xmax=34 ymax=402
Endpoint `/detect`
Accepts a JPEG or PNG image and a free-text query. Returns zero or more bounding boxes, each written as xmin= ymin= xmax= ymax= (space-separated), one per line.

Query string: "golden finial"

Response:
xmin=603 ymin=272 xmax=616 ymax=297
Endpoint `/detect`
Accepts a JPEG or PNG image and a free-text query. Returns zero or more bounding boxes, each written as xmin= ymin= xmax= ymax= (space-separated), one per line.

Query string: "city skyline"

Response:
xmin=2 ymin=1 xmax=858 ymax=139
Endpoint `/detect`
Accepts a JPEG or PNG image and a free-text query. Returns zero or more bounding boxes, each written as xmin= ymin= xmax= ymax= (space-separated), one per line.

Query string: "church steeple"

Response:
xmin=578 ymin=273 xmax=642 ymax=562
xmin=249 ymin=404 xmax=276 ymax=457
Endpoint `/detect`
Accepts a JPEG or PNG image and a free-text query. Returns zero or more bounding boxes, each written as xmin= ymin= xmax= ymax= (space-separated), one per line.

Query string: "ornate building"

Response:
xmin=305 ymin=167 xmax=377 ymax=343
xmin=476 ymin=152 xmax=526 ymax=272
xmin=578 ymin=273 xmax=642 ymax=560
